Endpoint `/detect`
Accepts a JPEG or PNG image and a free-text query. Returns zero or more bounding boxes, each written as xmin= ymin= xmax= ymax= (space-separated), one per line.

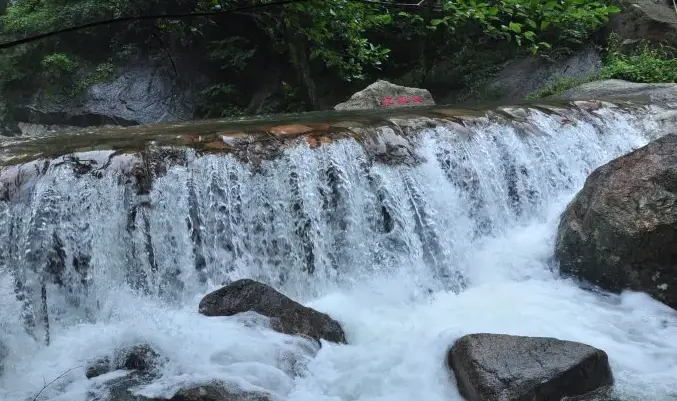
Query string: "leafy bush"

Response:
xmin=41 ymin=53 xmax=80 ymax=78
xmin=399 ymin=0 xmax=620 ymax=55
xmin=600 ymin=43 xmax=677 ymax=83
xmin=75 ymin=61 xmax=117 ymax=92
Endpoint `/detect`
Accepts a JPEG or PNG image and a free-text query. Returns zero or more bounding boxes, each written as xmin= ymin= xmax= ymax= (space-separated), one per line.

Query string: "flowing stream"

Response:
xmin=0 ymin=106 xmax=676 ymax=401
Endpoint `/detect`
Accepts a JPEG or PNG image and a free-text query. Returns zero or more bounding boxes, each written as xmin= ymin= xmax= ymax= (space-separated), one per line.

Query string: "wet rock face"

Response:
xmin=555 ymin=133 xmax=677 ymax=310
xmin=447 ymin=333 xmax=613 ymax=401
xmin=198 ymin=279 xmax=346 ymax=344
xmin=334 ymin=80 xmax=435 ymax=111
xmin=6 ymin=61 xmax=204 ymax=137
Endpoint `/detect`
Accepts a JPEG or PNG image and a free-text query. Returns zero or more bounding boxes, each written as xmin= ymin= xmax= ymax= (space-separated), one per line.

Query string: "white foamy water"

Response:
xmin=1 ymin=106 xmax=676 ymax=401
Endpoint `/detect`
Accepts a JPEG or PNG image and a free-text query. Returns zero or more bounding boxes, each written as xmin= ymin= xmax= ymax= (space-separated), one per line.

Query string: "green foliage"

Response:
xmin=41 ymin=53 xmax=80 ymax=78
xmin=600 ymin=43 xmax=677 ymax=83
xmin=198 ymin=83 xmax=240 ymax=118
xmin=0 ymin=48 xmax=30 ymax=89
xmin=399 ymin=0 xmax=619 ymax=55
xmin=76 ymin=61 xmax=117 ymax=92
xmin=0 ymin=0 xmax=623 ymax=116
xmin=207 ymin=37 xmax=256 ymax=72
xmin=526 ymin=33 xmax=677 ymax=100
xmin=253 ymin=0 xmax=394 ymax=81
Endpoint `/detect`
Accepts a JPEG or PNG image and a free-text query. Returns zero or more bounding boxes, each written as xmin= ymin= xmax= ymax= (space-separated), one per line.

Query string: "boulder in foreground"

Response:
xmin=199 ymin=279 xmax=346 ymax=344
xmin=334 ymin=80 xmax=434 ymax=111
xmin=447 ymin=333 xmax=613 ymax=401
xmin=556 ymin=133 xmax=677 ymax=309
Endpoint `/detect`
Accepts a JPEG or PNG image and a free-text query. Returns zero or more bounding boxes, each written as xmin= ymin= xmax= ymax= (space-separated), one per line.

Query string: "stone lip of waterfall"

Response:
xmin=0 ymin=98 xmax=666 ymax=203
xmin=1 ymin=89 xmax=675 ymax=401
xmin=0 ymin=98 xmax=648 ymax=168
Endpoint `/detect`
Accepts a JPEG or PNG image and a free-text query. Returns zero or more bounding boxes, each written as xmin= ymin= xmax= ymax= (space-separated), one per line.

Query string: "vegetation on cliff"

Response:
xmin=0 ymin=0 xmax=622 ymax=116
xmin=528 ymin=35 xmax=677 ymax=99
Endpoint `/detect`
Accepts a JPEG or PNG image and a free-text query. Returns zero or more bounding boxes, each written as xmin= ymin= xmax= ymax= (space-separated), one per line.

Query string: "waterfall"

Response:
xmin=0 ymin=105 xmax=676 ymax=401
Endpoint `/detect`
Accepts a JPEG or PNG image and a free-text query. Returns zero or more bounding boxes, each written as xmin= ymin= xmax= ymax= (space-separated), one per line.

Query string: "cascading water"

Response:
xmin=0 ymin=106 xmax=676 ymax=401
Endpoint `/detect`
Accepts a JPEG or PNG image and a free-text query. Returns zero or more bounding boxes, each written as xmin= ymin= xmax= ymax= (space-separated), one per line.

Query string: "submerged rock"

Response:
xmin=87 ymin=371 xmax=154 ymax=401
xmin=198 ymin=279 xmax=346 ymax=344
xmin=86 ymin=343 xmax=165 ymax=379
xmin=146 ymin=382 xmax=272 ymax=401
xmin=361 ymin=126 xmax=421 ymax=166
xmin=447 ymin=333 xmax=613 ymax=401
xmin=334 ymin=80 xmax=434 ymax=111
xmin=556 ymin=133 xmax=677 ymax=309
xmin=0 ymin=339 xmax=8 ymax=375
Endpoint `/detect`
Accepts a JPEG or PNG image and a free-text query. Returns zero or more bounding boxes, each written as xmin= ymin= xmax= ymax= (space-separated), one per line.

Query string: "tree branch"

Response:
xmin=31 ymin=366 xmax=81 ymax=401
xmin=149 ymin=27 xmax=179 ymax=78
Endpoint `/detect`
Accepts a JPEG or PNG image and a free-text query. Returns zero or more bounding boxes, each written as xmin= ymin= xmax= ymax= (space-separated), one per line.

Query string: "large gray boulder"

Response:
xmin=556 ymin=133 xmax=677 ymax=309
xmin=472 ymin=46 xmax=602 ymax=103
xmin=199 ymin=279 xmax=346 ymax=344
xmin=447 ymin=334 xmax=613 ymax=401
xmin=607 ymin=0 xmax=677 ymax=49
xmin=559 ymin=79 xmax=677 ymax=103
xmin=334 ymin=80 xmax=434 ymax=111
xmin=11 ymin=62 xmax=201 ymax=133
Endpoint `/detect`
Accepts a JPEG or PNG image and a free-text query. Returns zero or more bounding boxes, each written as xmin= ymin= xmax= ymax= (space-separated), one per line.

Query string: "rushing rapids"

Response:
xmin=0 ymin=103 xmax=676 ymax=401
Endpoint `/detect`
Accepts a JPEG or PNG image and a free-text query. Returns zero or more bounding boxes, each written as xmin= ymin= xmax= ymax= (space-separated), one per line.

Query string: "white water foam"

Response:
xmin=0 ymin=107 xmax=676 ymax=401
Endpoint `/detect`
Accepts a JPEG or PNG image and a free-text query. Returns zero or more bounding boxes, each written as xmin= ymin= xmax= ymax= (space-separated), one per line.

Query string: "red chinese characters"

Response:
xmin=381 ymin=95 xmax=424 ymax=107
xmin=381 ymin=96 xmax=395 ymax=107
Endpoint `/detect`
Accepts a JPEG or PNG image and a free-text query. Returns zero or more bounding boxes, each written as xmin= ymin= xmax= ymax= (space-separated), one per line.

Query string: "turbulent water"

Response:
xmin=0 ymin=106 xmax=676 ymax=401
